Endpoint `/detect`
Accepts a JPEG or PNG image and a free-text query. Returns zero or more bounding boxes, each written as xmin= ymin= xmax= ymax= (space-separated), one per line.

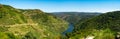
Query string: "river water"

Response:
xmin=62 ymin=23 xmax=74 ymax=35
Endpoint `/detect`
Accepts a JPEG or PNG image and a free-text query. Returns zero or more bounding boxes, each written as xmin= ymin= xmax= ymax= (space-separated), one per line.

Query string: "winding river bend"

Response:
xmin=62 ymin=23 xmax=74 ymax=35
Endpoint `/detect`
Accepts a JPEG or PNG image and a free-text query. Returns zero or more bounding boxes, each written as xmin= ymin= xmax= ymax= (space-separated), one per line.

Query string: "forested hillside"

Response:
xmin=68 ymin=11 xmax=120 ymax=39
xmin=1 ymin=4 xmax=120 ymax=39
xmin=0 ymin=4 xmax=68 ymax=39
xmin=50 ymin=12 xmax=101 ymax=24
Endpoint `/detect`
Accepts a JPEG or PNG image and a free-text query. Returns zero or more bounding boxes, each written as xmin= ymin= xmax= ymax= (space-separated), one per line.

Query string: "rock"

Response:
xmin=85 ymin=36 xmax=94 ymax=39
xmin=115 ymin=35 xmax=120 ymax=39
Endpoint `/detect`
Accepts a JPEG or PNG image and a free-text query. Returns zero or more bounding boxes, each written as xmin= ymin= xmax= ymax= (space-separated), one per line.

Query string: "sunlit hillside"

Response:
xmin=0 ymin=4 xmax=68 ymax=39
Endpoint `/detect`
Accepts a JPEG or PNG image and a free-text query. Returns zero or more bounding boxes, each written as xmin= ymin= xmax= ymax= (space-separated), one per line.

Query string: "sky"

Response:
xmin=0 ymin=0 xmax=120 ymax=13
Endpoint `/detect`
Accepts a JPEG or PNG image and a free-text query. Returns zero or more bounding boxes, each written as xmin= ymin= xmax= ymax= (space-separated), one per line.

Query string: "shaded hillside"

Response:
xmin=68 ymin=11 xmax=120 ymax=39
xmin=0 ymin=4 xmax=68 ymax=39
xmin=50 ymin=12 xmax=101 ymax=24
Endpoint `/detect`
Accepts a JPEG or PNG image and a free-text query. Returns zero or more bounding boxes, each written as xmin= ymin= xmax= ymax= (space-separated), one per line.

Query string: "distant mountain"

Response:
xmin=0 ymin=4 xmax=68 ymax=39
xmin=50 ymin=12 xmax=101 ymax=24
xmin=68 ymin=11 xmax=120 ymax=39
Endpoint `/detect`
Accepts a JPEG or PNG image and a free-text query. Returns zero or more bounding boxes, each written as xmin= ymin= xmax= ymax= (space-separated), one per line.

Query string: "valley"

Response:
xmin=0 ymin=4 xmax=120 ymax=39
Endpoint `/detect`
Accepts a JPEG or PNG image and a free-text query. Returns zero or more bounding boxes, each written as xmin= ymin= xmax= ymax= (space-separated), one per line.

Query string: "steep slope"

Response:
xmin=69 ymin=11 xmax=120 ymax=39
xmin=20 ymin=9 xmax=69 ymax=39
xmin=50 ymin=12 xmax=101 ymax=24
xmin=0 ymin=4 xmax=27 ymax=25
xmin=0 ymin=4 xmax=68 ymax=39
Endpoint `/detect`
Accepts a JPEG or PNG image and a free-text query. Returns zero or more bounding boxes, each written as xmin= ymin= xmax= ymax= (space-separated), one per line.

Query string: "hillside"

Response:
xmin=50 ymin=12 xmax=101 ymax=24
xmin=0 ymin=4 xmax=68 ymax=39
xmin=68 ymin=11 xmax=120 ymax=39
xmin=0 ymin=4 xmax=27 ymax=25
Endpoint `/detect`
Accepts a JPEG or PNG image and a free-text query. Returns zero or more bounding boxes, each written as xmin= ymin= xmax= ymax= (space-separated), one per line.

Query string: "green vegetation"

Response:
xmin=1 ymin=4 xmax=120 ymax=39
xmin=50 ymin=12 xmax=101 ymax=24
xmin=67 ymin=11 xmax=120 ymax=39
xmin=0 ymin=4 xmax=68 ymax=39
xmin=0 ymin=4 xmax=27 ymax=25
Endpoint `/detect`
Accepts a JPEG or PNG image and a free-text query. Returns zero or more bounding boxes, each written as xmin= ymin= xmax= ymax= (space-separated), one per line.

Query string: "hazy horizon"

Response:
xmin=0 ymin=0 xmax=120 ymax=13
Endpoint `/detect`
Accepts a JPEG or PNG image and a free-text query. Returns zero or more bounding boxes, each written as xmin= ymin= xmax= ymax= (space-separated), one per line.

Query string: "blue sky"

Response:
xmin=0 ymin=0 xmax=120 ymax=12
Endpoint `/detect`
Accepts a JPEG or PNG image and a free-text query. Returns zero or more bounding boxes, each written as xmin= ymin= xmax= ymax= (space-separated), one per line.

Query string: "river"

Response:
xmin=62 ymin=23 xmax=74 ymax=35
